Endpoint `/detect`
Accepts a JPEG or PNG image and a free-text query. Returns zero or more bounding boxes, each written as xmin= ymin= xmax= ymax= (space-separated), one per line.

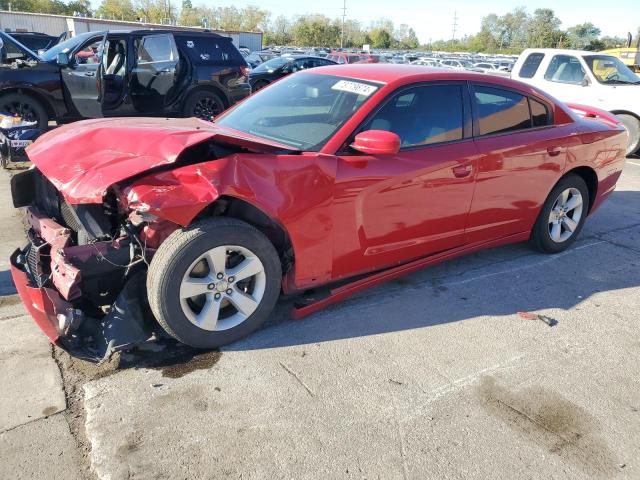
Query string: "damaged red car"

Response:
xmin=10 ymin=64 xmax=628 ymax=359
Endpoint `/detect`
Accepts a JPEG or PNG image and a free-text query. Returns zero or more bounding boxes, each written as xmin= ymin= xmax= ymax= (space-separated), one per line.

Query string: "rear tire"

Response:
xmin=616 ymin=114 xmax=640 ymax=156
xmin=530 ymin=174 xmax=590 ymax=254
xmin=147 ymin=217 xmax=282 ymax=348
xmin=0 ymin=93 xmax=48 ymax=131
xmin=183 ymin=90 xmax=225 ymax=121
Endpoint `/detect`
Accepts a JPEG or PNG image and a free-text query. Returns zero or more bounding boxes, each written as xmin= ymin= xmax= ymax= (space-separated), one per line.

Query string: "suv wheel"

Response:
xmin=0 ymin=93 xmax=48 ymax=131
xmin=183 ymin=90 xmax=225 ymax=121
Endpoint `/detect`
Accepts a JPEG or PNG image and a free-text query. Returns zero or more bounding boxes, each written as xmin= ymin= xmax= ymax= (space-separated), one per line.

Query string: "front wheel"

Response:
xmin=0 ymin=93 xmax=49 ymax=131
xmin=147 ymin=218 xmax=282 ymax=348
xmin=530 ymin=174 xmax=589 ymax=254
xmin=616 ymin=114 xmax=640 ymax=156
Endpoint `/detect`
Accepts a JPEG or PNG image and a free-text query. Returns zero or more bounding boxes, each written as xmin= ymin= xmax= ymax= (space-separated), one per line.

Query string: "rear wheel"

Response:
xmin=616 ymin=114 xmax=640 ymax=156
xmin=530 ymin=174 xmax=589 ymax=254
xmin=183 ymin=90 xmax=225 ymax=121
xmin=147 ymin=218 xmax=282 ymax=348
xmin=0 ymin=93 xmax=48 ymax=131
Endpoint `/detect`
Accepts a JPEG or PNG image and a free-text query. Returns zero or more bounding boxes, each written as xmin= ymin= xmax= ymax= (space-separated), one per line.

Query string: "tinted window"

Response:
xmin=138 ymin=34 xmax=177 ymax=63
xmin=362 ymin=85 xmax=464 ymax=148
xmin=175 ymin=35 xmax=244 ymax=64
xmin=474 ymin=86 xmax=530 ymax=135
xmin=519 ymin=53 xmax=545 ymax=78
xmin=74 ymin=38 xmax=103 ymax=65
xmin=544 ymin=55 xmax=586 ymax=84
xmin=530 ymin=98 xmax=549 ymax=127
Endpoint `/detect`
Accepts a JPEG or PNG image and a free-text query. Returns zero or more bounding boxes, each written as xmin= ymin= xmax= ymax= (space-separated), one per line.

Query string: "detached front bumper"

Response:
xmin=10 ymin=247 xmax=72 ymax=343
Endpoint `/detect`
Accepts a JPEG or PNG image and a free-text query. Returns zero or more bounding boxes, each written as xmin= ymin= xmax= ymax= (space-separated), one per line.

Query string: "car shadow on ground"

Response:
xmin=226 ymin=188 xmax=640 ymax=351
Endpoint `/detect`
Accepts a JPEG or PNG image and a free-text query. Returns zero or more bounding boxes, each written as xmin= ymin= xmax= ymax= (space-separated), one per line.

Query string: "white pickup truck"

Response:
xmin=511 ymin=48 xmax=640 ymax=155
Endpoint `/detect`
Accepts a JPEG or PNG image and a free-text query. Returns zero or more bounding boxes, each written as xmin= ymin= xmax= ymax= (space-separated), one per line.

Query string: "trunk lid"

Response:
xmin=26 ymin=117 xmax=297 ymax=204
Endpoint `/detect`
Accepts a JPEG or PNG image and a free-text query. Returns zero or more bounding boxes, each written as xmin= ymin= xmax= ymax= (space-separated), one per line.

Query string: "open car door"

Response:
xmin=60 ymin=33 xmax=106 ymax=119
xmin=131 ymin=33 xmax=179 ymax=114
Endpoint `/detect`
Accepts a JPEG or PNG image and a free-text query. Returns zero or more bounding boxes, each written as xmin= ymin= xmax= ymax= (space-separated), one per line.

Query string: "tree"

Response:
xmin=566 ymin=22 xmax=601 ymax=49
xmin=369 ymin=27 xmax=392 ymax=48
xmin=96 ymin=0 xmax=136 ymax=20
xmin=526 ymin=8 xmax=562 ymax=48
xmin=264 ymin=15 xmax=292 ymax=45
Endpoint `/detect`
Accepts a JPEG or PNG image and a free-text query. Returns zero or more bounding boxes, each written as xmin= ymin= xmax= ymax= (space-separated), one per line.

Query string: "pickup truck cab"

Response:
xmin=0 ymin=29 xmax=250 ymax=130
xmin=512 ymin=48 xmax=640 ymax=154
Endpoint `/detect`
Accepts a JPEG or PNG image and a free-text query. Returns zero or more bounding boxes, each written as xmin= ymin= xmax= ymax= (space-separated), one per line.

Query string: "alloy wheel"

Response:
xmin=1 ymin=100 xmax=38 ymax=123
xmin=548 ymin=187 xmax=583 ymax=243
xmin=192 ymin=97 xmax=222 ymax=120
xmin=179 ymin=245 xmax=266 ymax=331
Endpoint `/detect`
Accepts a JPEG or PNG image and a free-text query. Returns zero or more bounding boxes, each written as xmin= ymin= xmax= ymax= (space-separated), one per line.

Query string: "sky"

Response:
xmin=169 ymin=0 xmax=639 ymax=44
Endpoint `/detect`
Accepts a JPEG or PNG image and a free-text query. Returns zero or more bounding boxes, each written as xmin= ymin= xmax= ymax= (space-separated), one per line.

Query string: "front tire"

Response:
xmin=530 ymin=174 xmax=589 ymax=254
xmin=0 ymin=93 xmax=48 ymax=131
xmin=616 ymin=114 xmax=640 ymax=156
xmin=147 ymin=218 xmax=282 ymax=348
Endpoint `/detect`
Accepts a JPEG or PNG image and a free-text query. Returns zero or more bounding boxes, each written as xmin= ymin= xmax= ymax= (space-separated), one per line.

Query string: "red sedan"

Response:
xmin=10 ymin=65 xmax=627 ymax=356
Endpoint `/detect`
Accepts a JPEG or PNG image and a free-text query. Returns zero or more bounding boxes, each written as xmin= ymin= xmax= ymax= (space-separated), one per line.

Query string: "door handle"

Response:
xmin=547 ymin=146 xmax=562 ymax=157
xmin=453 ymin=163 xmax=473 ymax=178
xmin=84 ymin=72 xmax=96 ymax=77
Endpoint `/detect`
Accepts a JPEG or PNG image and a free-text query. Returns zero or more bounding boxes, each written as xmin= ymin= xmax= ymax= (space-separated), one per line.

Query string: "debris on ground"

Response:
xmin=517 ymin=311 xmax=558 ymax=327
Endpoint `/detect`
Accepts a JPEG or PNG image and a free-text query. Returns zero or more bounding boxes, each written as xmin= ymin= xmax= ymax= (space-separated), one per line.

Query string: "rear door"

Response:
xmin=130 ymin=33 xmax=179 ymax=114
xmin=60 ymin=34 xmax=105 ymax=118
xmin=466 ymin=83 xmax=569 ymax=244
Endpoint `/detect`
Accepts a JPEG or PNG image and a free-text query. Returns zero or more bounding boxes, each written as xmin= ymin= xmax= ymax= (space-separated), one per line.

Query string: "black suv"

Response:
xmin=0 ymin=29 xmax=251 ymax=129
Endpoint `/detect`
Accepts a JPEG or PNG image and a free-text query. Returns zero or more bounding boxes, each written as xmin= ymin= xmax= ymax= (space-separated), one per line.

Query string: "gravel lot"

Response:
xmin=0 ymin=159 xmax=639 ymax=479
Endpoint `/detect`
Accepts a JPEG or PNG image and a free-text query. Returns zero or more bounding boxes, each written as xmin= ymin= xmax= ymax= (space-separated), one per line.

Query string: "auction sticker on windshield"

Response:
xmin=332 ymin=80 xmax=378 ymax=96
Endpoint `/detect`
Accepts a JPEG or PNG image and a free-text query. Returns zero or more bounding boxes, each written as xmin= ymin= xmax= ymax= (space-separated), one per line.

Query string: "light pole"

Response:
xmin=341 ymin=0 xmax=346 ymax=48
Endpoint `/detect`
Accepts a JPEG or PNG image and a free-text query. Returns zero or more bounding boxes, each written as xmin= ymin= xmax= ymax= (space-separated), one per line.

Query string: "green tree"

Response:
xmin=566 ymin=22 xmax=601 ymax=49
xmin=96 ymin=0 xmax=136 ymax=20
xmin=526 ymin=8 xmax=562 ymax=48
xmin=369 ymin=27 xmax=392 ymax=48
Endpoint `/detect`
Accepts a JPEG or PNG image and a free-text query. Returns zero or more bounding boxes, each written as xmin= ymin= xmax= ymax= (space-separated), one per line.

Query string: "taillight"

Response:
xmin=240 ymin=66 xmax=250 ymax=77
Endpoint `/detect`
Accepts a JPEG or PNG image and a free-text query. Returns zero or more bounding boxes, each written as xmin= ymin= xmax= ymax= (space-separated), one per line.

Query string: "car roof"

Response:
xmin=82 ymin=29 xmax=229 ymax=39
xmin=520 ymin=48 xmax=603 ymax=57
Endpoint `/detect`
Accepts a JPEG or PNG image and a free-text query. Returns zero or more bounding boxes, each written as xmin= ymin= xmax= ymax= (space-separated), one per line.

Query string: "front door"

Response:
xmin=130 ymin=34 xmax=179 ymax=114
xmin=61 ymin=34 xmax=105 ymax=118
xmin=332 ymin=83 xmax=477 ymax=278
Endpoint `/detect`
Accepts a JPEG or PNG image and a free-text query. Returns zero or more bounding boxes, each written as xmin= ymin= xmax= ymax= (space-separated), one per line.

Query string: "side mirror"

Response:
xmin=57 ymin=52 xmax=69 ymax=67
xmin=350 ymin=130 xmax=401 ymax=155
xmin=581 ymin=75 xmax=591 ymax=87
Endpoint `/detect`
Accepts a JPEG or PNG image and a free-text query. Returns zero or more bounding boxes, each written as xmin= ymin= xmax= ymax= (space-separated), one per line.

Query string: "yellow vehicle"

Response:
xmin=601 ymin=33 xmax=640 ymax=73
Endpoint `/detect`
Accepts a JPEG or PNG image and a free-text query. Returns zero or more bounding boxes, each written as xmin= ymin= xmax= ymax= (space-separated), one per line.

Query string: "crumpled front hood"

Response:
xmin=27 ymin=117 xmax=295 ymax=204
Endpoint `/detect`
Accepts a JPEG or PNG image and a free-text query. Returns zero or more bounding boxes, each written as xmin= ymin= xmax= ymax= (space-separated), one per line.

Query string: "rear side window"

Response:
xmin=474 ymin=86 xmax=530 ymax=135
xmin=518 ymin=53 xmax=545 ymax=79
xmin=473 ymin=86 xmax=551 ymax=135
xmin=175 ymin=35 xmax=245 ymax=64
xmin=138 ymin=34 xmax=178 ymax=63
xmin=530 ymin=98 xmax=550 ymax=127
xmin=362 ymin=84 xmax=464 ymax=148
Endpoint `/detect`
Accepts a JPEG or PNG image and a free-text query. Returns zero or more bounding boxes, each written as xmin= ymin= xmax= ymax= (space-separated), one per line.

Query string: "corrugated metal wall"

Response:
xmin=0 ymin=11 xmax=263 ymax=50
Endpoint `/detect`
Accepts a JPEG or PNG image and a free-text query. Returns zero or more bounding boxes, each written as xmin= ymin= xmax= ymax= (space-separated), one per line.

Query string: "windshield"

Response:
xmin=583 ymin=55 xmax=640 ymax=85
xmin=216 ymin=73 xmax=380 ymax=150
xmin=40 ymin=32 xmax=98 ymax=62
xmin=252 ymin=56 xmax=291 ymax=73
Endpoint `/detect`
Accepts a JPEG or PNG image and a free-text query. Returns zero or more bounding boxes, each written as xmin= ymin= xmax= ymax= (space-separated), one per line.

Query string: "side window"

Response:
xmin=473 ymin=86 xmax=530 ymax=135
xmin=348 ymin=55 xmax=361 ymax=63
xmin=518 ymin=53 xmax=545 ymax=79
xmin=530 ymin=98 xmax=550 ymax=127
xmin=74 ymin=38 xmax=102 ymax=65
xmin=544 ymin=55 xmax=586 ymax=84
xmin=337 ymin=56 xmax=346 ymax=64
xmin=362 ymin=84 xmax=464 ymax=148
xmin=137 ymin=34 xmax=178 ymax=64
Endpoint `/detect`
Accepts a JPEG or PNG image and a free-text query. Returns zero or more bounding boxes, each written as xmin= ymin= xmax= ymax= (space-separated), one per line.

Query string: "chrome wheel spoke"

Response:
xmin=180 ymin=277 xmax=211 ymax=299
xmin=550 ymin=222 xmax=562 ymax=242
xmin=227 ymin=256 xmax=263 ymax=282
xmin=560 ymin=189 xmax=570 ymax=205
xmin=196 ymin=296 xmax=221 ymax=330
xmin=227 ymin=287 xmax=259 ymax=316
xmin=205 ymin=246 xmax=227 ymax=276
xmin=564 ymin=194 xmax=582 ymax=212
xmin=562 ymin=216 xmax=578 ymax=232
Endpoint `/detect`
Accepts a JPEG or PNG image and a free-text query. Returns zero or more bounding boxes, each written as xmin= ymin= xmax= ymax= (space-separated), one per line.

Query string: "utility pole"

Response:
xmin=341 ymin=0 xmax=346 ymax=49
xmin=452 ymin=10 xmax=458 ymax=42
